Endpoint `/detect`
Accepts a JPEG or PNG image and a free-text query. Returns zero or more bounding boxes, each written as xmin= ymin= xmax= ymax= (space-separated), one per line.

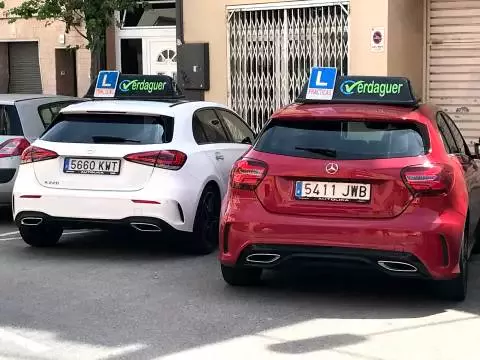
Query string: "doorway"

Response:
xmin=121 ymin=39 xmax=143 ymax=74
xmin=115 ymin=1 xmax=177 ymax=77
xmin=55 ymin=49 xmax=77 ymax=96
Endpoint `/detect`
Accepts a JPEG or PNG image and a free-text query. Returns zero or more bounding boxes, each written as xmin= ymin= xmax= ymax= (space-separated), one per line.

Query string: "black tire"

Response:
xmin=472 ymin=235 xmax=480 ymax=254
xmin=221 ymin=264 xmax=262 ymax=286
xmin=434 ymin=234 xmax=468 ymax=302
xmin=19 ymin=225 xmax=63 ymax=248
xmin=188 ymin=184 xmax=221 ymax=255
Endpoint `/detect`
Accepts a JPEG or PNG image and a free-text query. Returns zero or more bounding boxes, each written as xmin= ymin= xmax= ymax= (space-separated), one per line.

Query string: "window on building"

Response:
xmin=121 ymin=1 xmax=176 ymax=27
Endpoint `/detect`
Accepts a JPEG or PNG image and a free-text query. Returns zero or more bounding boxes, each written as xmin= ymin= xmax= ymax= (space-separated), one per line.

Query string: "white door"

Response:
xmin=146 ymin=39 xmax=177 ymax=79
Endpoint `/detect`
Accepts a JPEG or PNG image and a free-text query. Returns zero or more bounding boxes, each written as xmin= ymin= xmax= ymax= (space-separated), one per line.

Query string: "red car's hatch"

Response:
xmin=251 ymin=114 xmax=430 ymax=219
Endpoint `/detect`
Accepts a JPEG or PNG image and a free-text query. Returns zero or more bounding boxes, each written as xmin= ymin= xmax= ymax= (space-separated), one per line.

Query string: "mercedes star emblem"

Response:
xmin=326 ymin=163 xmax=339 ymax=175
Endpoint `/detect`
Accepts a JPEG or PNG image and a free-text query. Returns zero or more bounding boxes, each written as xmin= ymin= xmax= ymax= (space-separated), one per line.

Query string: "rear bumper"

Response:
xmin=219 ymin=198 xmax=465 ymax=280
xmin=230 ymin=244 xmax=432 ymax=279
xmin=14 ymin=211 xmax=179 ymax=233
xmin=13 ymin=193 xmax=190 ymax=232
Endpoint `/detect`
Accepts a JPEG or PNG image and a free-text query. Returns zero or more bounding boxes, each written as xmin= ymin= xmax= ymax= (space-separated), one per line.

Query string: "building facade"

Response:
xmin=181 ymin=0 xmax=480 ymax=147
xmin=0 ymin=0 xmax=91 ymax=96
xmin=1 ymin=0 xmax=479 ymax=147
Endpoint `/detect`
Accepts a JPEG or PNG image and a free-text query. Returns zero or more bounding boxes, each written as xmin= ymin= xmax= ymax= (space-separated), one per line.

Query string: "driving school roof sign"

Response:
xmin=85 ymin=71 xmax=184 ymax=100
xmin=305 ymin=67 xmax=337 ymax=101
xmin=299 ymin=67 xmax=418 ymax=106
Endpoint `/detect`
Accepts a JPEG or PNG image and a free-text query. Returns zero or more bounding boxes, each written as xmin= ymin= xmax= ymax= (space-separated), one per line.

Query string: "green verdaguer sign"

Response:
xmin=340 ymin=80 xmax=404 ymax=98
xmin=119 ymin=79 xmax=168 ymax=94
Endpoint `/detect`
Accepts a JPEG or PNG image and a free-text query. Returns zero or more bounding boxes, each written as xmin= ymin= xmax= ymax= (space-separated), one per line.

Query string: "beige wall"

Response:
xmin=342 ymin=0 xmax=424 ymax=96
xmin=0 ymin=1 xmax=91 ymax=95
xmin=387 ymin=0 xmax=424 ymax=98
xmin=184 ymin=0 xmax=426 ymax=103
xmin=348 ymin=0 xmax=389 ymax=75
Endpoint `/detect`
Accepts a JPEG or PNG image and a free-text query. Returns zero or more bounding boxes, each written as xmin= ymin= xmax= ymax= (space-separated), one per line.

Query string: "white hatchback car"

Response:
xmin=13 ymin=73 xmax=255 ymax=254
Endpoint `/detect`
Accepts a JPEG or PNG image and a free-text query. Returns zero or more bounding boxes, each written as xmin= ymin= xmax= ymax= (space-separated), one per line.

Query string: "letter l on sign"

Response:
xmin=102 ymin=74 xmax=112 ymax=87
xmin=315 ymin=71 xmax=327 ymax=86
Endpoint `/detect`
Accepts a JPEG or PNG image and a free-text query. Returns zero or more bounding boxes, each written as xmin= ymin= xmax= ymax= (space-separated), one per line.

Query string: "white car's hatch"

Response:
xmin=31 ymin=112 xmax=176 ymax=192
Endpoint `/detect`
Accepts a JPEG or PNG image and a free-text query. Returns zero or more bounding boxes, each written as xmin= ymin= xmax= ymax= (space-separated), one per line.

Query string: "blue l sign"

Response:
xmin=94 ymin=70 xmax=120 ymax=98
xmin=306 ymin=67 xmax=338 ymax=100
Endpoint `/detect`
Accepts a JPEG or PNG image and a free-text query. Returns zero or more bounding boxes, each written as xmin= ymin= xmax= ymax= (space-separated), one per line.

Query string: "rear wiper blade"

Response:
xmin=295 ymin=146 xmax=337 ymax=158
xmin=91 ymin=136 xmax=140 ymax=144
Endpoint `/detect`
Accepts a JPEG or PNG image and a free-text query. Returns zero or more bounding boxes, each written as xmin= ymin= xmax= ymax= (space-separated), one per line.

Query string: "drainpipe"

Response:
xmin=176 ymin=0 xmax=184 ymax=45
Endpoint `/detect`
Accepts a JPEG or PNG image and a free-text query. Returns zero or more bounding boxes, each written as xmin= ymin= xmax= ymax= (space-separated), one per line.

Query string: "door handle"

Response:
xmin=215 ymin=152 xmax=224 ymax=161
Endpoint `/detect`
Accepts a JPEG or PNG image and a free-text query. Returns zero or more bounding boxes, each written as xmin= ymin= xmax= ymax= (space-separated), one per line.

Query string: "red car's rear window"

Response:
xmin=254 ymin=119 xmax=429 ymax=160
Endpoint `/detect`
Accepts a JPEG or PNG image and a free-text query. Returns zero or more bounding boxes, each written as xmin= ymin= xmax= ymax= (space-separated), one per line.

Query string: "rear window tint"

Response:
xmin=41 ymin=113 xmax=174 ymax=144
xmin=254 ymin=119 xmax=429 ymax=160
xmin=0 ymin=105 xmax=23 ymax=136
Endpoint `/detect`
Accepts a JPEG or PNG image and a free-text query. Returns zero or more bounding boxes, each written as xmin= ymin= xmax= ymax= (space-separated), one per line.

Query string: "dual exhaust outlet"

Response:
xmin=20 ymin=217 xmax=43 ymax=226
xmin=130 ymin=222 xmax=162 ymax=232
xmin=245 ymin=253 xmax=418 ymax=273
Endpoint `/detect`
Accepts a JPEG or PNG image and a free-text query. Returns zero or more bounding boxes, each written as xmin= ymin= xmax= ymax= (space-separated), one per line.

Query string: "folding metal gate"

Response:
xmin=227 ymin=1 xmax=349 ymax=132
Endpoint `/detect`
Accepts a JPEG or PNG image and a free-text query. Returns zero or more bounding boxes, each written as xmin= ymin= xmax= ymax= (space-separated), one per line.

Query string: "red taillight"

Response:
xmin=20 ymin=146 xmax=59 ymax=164
xmin=124 ymin=150 xmax=187 ymax=170
xmin=402 ymin=164 xmax=454 ymax=195
xmin=0 ymin=138 xmax=30 ymax=159
xmin=230 ymin=158 xmax=268 ymax=190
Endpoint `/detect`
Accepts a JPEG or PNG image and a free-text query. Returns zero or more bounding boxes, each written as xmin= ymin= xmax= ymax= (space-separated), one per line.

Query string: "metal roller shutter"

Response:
xmin=427 ymin=0 xmax=480 ymax=148
xmin=8 ymin=42 xmax=42 ymax=94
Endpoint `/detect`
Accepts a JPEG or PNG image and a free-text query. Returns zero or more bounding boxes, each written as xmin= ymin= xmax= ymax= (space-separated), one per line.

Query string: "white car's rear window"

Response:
xmin=41 ymin=113 xmax=174 ymax=145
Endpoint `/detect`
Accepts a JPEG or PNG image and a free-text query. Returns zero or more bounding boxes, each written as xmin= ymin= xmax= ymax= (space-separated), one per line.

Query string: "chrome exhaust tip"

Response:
xmin=246 ymin=253 xmax=281 ymax=264
xmin=378 ymin=261 xmax=418 ymax=273
xmin=20 ymin=217 xmax=44 ymax=226
xmin=130 ymin=222 xmax=162 ymax=232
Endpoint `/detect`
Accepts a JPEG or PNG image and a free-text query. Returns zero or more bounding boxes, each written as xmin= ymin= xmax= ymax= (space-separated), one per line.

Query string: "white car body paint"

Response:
xmin=12 ymin=100 xmax=252 ymax=233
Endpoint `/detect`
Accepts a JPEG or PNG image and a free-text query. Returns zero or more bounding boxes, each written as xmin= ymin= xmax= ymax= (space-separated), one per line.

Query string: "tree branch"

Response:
xmin=72 ymin=24 xmax=88 ymax=39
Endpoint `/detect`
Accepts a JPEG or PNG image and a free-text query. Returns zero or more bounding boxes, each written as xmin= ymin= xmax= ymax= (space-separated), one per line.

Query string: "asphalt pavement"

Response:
xmin=0 ymin=211 xmax=479 ymax=360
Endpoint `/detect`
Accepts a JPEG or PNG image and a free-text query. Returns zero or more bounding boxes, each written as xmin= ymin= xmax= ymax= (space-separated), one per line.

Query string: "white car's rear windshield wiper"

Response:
xmin=91 ymin=136 xmax=141 ymax=144
xmin=295 ymin=146 xmax=337 ymax=158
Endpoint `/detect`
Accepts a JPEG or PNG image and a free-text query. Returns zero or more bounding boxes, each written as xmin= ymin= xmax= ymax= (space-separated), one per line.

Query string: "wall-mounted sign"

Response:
xmin=371 ymin=27 xmax=385 ymax=53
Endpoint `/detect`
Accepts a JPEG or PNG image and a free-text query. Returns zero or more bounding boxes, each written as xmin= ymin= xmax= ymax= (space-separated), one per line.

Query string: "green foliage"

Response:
xmin=8 ymin=0 xmax=136 ymax=52
xmin=0 ymin=2 xmax=4 ymax=9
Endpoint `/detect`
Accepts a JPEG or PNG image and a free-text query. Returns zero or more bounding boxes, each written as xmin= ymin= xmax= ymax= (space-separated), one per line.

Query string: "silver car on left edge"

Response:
xmin=0 ymin=94 xmax=84 ymax=207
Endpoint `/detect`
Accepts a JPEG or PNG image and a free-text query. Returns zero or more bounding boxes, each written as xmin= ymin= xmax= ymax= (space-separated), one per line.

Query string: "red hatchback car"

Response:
xmin=219 ymin=74 xmax=480 ymax=301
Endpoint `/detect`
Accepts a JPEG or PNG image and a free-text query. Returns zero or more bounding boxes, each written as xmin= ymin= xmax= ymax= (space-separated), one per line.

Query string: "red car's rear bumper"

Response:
xmin=219 ymin=198 xmax=465 ymax=280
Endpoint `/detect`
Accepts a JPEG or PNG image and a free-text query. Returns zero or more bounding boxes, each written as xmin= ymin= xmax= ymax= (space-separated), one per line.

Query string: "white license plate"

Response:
xmin=63 ymin=158 xmax=121 ymax=175
xmin=295 ymin=181 xmax=371 ymax=203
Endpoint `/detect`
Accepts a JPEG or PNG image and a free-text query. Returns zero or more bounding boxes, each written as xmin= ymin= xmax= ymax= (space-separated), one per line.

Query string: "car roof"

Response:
xmin=60 ymin=99 xmax=232 ymax=117
xmin=271 ymin=103 xmax=436 ymax=123
xmin=0 ymin=94 xmax=78 ymax=105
